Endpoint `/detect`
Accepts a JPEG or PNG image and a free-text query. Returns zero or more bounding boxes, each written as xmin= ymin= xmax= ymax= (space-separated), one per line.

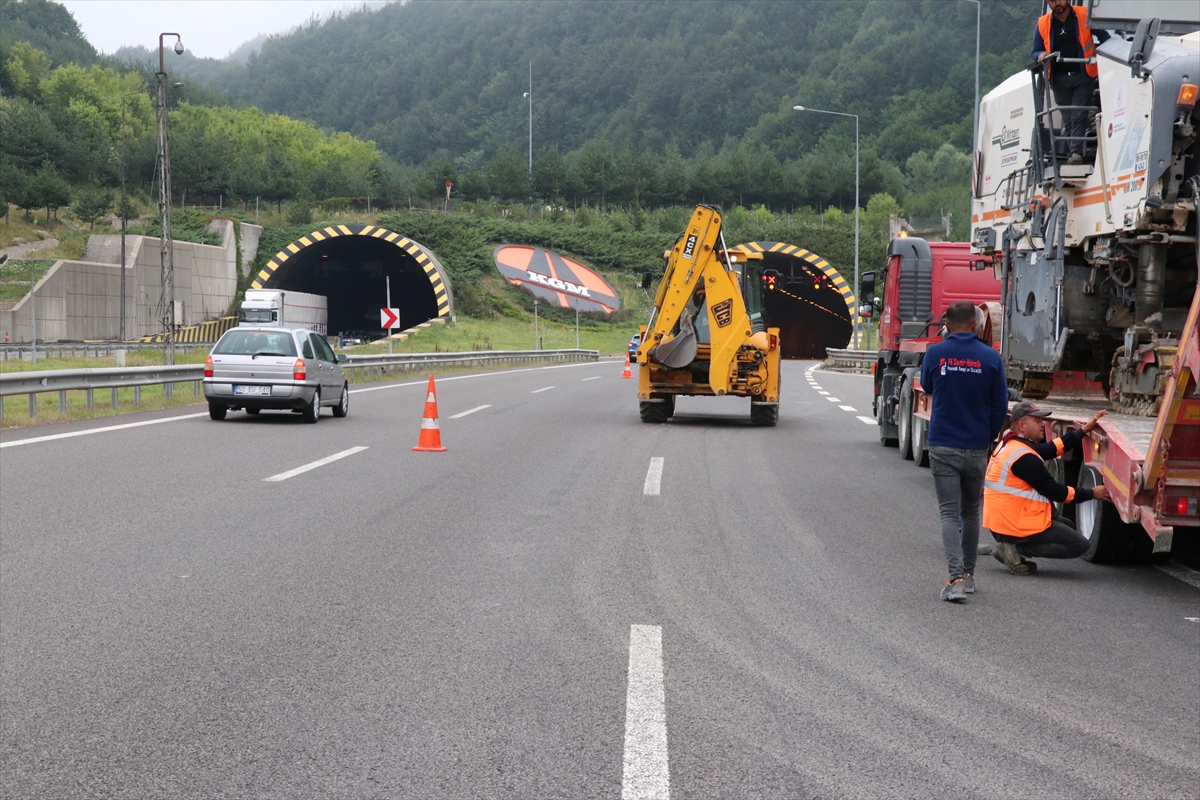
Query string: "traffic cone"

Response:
xmin=621 ymin=355 xmax=633 ymax=379
xmin=412 ymin=375 xmax=448 ymax=452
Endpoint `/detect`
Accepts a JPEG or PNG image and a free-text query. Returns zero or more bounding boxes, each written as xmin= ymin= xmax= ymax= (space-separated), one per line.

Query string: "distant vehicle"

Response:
xmin=203 ymin=326 xmax=349 ymax=423
xmin=628 ymin=332 xmax=641 ymax=361
xmin=239 ymin=289 xmax=328 ymax=334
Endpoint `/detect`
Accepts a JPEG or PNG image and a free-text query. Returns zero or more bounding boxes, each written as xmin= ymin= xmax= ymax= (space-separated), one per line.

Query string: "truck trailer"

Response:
xmin=239 ymin=290 xmax=328 ymax=335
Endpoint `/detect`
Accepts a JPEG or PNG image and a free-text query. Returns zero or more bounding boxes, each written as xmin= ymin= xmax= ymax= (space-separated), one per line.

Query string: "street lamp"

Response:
xmin=119 ymin=90 xmax=142 ymax=343
xmin=963 ymin=0 xmax=981 ymax=162
xmin=156 ymin=32 xmax=183 ymax=365
xmin=794 ymin=104 xmax=860 ymax=347
xmin=522 ymin=60 xmax=532 ymax=173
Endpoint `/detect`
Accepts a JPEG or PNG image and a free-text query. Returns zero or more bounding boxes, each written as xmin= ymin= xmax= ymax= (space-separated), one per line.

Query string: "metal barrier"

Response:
xmin=825 ymin=348 xmax=875 ymax=374
xmin=0 ymin=343 xmax=209 ymax=361
xmin=0 ymin=349 xmax=598 ymax=421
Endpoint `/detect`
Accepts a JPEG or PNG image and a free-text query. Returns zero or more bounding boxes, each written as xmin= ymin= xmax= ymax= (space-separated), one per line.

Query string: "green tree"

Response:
xmin=72 ymin=185 xmax=114 ymax=229
xmin=4 ymin=41 xmax=51 ymax=100
xmin=486 ymin=144 xmax=529 ymax=202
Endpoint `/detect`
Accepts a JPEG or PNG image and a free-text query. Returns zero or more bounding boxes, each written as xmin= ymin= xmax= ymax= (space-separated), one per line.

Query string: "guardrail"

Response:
xmin=825 ymin=348 xmax=874 ymax=374
xmin=0 ymin=343 xmax=210 ymax=361
xmin=0 ymin=349 xmax=598 ymax=421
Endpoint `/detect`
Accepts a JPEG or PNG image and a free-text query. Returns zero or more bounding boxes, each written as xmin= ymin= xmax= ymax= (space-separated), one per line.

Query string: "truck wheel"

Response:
xmin=898 ymin=381 xmax=914 ymax=460
xmin=302 ymin=389 xmax=321 ymax=424
xmin=877 ymin=392 xmax=898 ymax=447
xmin=208 ymin=402 xmax=227 ymax=421
xmin=912 ymin=414 xmax=929 ymax=467
xmin=1077 ymin=465 xmax=1150 ymax=562
xmin=750 ymin=399 xmax=778 ymax=427
xmin=1047 ymin=458 xmax=1073 ymax=521
xmin=332 ymin=384 xmax=349 ymax=418
xmin=639 ymin=399 xmax=670 ymax=423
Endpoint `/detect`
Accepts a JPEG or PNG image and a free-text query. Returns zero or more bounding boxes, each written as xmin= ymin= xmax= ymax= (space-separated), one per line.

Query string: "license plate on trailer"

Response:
xmin=234 ymin=385 xmax=271 ymax=396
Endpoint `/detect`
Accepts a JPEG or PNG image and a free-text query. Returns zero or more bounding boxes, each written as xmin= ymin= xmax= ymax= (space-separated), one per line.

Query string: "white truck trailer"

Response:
xmin=238 ymin=290 xmax=328 ymax=335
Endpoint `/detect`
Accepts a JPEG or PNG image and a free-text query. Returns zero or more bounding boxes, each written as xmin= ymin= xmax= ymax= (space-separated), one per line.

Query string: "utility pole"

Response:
xmin=964 ymin=0 xmax=981 ymax=161
xmin=156 ymin=33 xmax=183 ymax=365
xmin=29 ymin=261 xmax=36 ymax=364
xmin=523 ymin=61 xmax=532 ymax=173
xmin=120 ymin=91 xmax=141 ymax=343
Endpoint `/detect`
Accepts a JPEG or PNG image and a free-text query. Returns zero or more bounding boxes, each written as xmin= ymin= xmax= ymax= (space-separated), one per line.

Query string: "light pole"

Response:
xmin=156 ymin=32 xmax=183 ymax=365
xmin=963 ymin=0 xmax=981 ymax=160
xmin=794 ymin=105 xmax=860 ymax=347
xmin=522 ymin=61 xmax=532 ymax=173
xmin=119 ymin=90 xmax=141 ymax=343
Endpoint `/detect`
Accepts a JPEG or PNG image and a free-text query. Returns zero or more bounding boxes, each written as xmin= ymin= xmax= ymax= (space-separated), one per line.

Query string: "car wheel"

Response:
xmin=245 ymin=407 xmax=260 ymax=415
xmin=332 ymin=384 xmax=349 ymax=418
xmin=302 ymin=389 xmax=320 ymax=423
xmin=208 ymin=402 xmax=227 ymax=421
xmin=898 ymin=380 xmax=914 ymax=460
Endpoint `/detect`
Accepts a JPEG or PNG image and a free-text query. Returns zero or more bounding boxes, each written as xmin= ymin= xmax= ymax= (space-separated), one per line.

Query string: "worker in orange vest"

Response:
xmin=984 ymin=401 xmax=1110 ymax=574
xmin=1032 ymin=0 xmax=1110 ymax=164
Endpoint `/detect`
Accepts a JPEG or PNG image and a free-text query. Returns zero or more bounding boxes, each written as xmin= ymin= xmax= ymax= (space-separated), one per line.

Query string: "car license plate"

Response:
xmin=234 ymin=385 xmax=271 ymax=396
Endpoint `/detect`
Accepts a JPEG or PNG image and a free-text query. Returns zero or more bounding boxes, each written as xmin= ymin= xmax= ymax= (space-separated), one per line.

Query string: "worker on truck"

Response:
xmin=1031 ymin=0 xmax=1110 ymax=165
xmin=984 ymin=401 xmax=1111 ymax=574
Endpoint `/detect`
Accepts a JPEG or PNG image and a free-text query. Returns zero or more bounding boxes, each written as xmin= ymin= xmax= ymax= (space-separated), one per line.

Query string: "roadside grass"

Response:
xmin=350 ymin=314 xmax=638 ymax=357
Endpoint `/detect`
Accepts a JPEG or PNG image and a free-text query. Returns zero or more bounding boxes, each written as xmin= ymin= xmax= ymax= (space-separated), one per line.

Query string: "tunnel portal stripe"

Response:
xmin=299 ymin=237 xmax=313 ymax=247
xmin=737 ymin=240 xmax=857 ymax=317
xmin=338 ymin=225 xmax=353 ymax=235
xmin=769 ymin=242 xmax=787 ymax=252
xmin=287 ymin=244 xmax=300 ymax=254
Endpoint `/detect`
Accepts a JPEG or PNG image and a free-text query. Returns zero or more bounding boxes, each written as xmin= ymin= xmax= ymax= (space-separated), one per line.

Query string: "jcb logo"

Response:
xmin=712 ymin=298 xmax=734 ymax=328
xmin=681 ymin=234 xmax=698 ymax=260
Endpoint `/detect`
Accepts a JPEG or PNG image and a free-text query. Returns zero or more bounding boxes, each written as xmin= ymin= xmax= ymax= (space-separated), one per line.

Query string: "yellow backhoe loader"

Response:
xmin=635 ymin=205 xmax=781 ymax=425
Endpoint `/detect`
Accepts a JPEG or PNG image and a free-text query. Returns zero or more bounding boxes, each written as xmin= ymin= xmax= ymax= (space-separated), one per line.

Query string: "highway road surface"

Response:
xmin=2 ymin=359 xmax=1197 ymax=799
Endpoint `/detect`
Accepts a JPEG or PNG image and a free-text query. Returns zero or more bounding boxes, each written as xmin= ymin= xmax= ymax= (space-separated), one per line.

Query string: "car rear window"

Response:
xmin=213 ymin=330 xmax=298 ymax=357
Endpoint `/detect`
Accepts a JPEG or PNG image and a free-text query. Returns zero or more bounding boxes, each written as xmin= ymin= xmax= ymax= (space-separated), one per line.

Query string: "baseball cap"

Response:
xmin=1010 ymin=399 xmax=1052 ymax=424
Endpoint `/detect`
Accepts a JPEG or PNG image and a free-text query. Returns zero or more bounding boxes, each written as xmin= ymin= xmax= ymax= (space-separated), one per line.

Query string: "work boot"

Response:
xmin=941 ymin=577 xmax=967 ymax=602
xmin=993 ymin=542 xmax=1031 ymax=575
xmin=1067 ymin=153 xmax=1083 ymax=165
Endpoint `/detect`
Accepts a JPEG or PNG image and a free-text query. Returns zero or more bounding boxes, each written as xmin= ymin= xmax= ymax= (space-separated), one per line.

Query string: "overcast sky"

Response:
xmin=60 ymin=1 xmax=389 ymax=60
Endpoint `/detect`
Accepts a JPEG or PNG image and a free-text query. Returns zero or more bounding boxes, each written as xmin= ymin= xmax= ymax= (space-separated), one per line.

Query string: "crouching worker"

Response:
xmin=983 ymin=401 xmax=1111 ymax=574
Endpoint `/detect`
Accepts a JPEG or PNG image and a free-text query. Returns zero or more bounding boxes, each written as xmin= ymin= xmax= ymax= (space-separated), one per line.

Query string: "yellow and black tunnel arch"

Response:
xmin=731 ymin=242 xmax=854 ymax=359
xmin=253 ymin=224 xmax=453 ymax=338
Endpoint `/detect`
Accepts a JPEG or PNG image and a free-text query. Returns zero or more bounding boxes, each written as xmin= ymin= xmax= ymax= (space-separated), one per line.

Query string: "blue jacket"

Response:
xmin=920 ymin=332 xmax=1008 ymax=450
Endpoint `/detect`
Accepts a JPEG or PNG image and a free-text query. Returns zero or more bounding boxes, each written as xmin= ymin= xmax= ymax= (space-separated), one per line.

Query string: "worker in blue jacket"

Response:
xmin=920 ymin=301 xmax=1009 ymax=601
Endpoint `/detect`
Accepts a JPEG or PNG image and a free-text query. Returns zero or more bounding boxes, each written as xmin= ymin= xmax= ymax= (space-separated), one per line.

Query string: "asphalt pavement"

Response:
xmin=1 ymin=359 xmax=1197 ymax=799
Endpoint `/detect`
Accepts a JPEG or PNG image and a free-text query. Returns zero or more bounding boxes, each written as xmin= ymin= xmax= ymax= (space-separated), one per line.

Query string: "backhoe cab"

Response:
xmin=635 ymin=205 xmax=781 ymax=425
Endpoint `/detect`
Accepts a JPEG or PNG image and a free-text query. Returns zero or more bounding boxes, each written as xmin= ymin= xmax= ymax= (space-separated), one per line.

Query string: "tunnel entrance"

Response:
xmin=253 ymin=225 xmax=452 ymax=338
xmin=732 ymin=242 xmax=854 ymax=359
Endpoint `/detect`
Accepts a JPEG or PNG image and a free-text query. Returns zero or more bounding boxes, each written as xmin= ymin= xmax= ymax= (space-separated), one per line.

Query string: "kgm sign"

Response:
xmin=493 ymin=245 xmax=621 ymax=313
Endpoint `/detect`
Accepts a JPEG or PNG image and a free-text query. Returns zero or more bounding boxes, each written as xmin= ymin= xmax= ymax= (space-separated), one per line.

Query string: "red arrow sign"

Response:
xmin=380 ymin=307 xmax=399 ymax=329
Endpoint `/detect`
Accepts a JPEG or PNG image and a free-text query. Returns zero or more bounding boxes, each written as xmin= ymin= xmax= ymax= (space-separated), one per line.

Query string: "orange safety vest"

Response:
xmin=1038 ymin=5 xmax=1099 ymax=79
xmin=983 ymin=437 xmax=1076 ymax=537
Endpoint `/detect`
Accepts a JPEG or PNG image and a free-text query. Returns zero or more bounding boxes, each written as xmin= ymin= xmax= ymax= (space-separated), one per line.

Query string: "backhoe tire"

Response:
xmin=1077 ymin=465 xmax=1152 ymax=563
xmin=639 ymin=399 xmax=670 ymax=423
xmin=750 ymin=399 xmax=778 ymax=427
xmin=898 ymin=381 xmax=914 ymax=460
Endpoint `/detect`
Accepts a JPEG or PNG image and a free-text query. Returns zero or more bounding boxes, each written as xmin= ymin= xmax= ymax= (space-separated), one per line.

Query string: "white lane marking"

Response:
xmin=857 ymin=416 xmax=876 ymax=425
xmin=643 ymin=457 xmax=664 ymax=496
xmin=0 ymin=412 xmax=208 ymax=449
xmin=582 ymin=376 xmax=602 ymax=381
xmin=349 ymin=360 xmax=606 ymax=394
xmin=839 ymin=405 xmax=857 ymax=412
xmin=448 ymin=405 xmax=491 ymax=419
xmin=622 ymin=624 xmax=670 ymax=800
xmin=817 ymin=391 xmax=829 ymax=395
xmin=530 ymin=386 xmax=556 ymax=394
xmin=825 ymin=397 xmax=841 ymax=402
xmin=1155 ymin=562 xmax=1200 ymax=589
xmin=263 ymin=446 xmax=369 ymax=482
xmin=1186 ymin=617 xmax=1199 ymax=623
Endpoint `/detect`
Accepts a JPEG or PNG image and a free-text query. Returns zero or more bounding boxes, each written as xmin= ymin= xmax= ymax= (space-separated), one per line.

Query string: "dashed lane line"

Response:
xmin=530 ymin=386 xmax=556 ymax=394
xmin=263 ymin=446 xmax=369 ymax=482
xmin=448 ymin=405 xmax=491 ymax=419
xmin=1155 ymin=562 xmax=1200 ymax=589
xmin=825 ymin=397 xmax=841 ymax=402
xmin=582 ymin=376 xmax=602 ymax=381
xmin=857 ymin=416 xmax=876 ymax=425
xmin=817 ymin=391 xmax=829 ymax=395
xmin=622 ymin=624 xmax=670 ymax=800
xmin=839 ymin=405 xmax=857 ymax=412
xmin=643 ymin=457 xmax=664 ymax=496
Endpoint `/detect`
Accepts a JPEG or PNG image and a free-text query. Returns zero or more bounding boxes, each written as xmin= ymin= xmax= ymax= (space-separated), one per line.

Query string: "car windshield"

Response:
xmin=213 ymin=330 xmax=297 ymax=357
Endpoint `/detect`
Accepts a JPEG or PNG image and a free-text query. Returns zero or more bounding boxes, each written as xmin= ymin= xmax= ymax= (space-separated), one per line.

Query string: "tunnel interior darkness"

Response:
xmin=756 ymin=252 xmax=853 ymax=358
xmin=260 ymin=235 xmax=438 ymax=337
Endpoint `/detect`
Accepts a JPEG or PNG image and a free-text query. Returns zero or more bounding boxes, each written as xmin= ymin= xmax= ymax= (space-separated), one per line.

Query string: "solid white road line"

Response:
xmin=582 ymin=376 xmax=602 ymax=381
xmin=643 ymin=457 xmax=664 ymax=496
xmin=1155 ymin=562 xmax=1200 ymax=589
xmin=448 ymin=405 xmax=491 ymax=419
xmin=530 ymin=386 xmax=556 ymax=394
xmin=0 ymin=412 xmax=208 ymax=449
xmin=839 ymin=405 xmax=857 ymax=412
xmin=263 ymin=446 xmax=369 ymax=482
xmin=857 ymin=416 xmax=876 ymax=425
xmin=622 ymin=624 xmax=670 ymax=800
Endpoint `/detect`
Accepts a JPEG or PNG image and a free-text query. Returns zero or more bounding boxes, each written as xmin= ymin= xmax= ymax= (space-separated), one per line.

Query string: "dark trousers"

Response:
xmin=993 ymin=514 xmax=1090 ymax=559
xmin=1051 ymin=73 xmax=1097 ymax=157
xmin=930 ymin=446 xmax=989 ymax=579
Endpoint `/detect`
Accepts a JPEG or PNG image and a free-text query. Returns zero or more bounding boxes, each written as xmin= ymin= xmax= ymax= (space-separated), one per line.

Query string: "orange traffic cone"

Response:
xmin=412 ymin=375 xmax=448 ymax=452
xmin=621 ymin=355 xmax=633 ymax=379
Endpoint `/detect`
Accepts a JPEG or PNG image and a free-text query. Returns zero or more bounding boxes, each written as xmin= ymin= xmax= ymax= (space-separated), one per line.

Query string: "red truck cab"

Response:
xmin=861 ymin=236 xmax=1001 ymax=464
